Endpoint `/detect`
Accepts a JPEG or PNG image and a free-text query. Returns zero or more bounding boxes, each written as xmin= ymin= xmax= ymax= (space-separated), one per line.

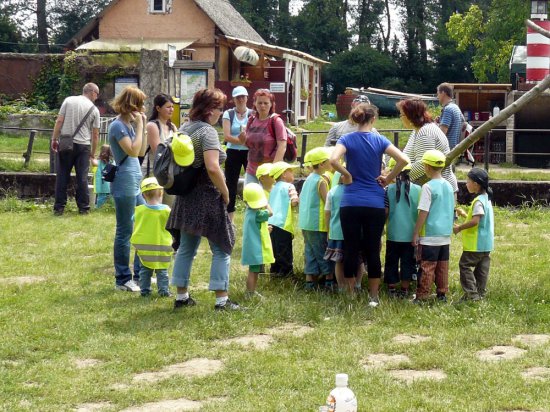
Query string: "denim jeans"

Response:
xmin=171 ymin=231 xmax=230 ymax=291
xmin=54 ymin=143 xmax=91 ymax=212
xmin=113 ymin=193 xmax=144 ymax=286
xmin=139 ymin=266 xmax=169 ymax=295
xmin=96 ymin=193 xmax=111 ymax=208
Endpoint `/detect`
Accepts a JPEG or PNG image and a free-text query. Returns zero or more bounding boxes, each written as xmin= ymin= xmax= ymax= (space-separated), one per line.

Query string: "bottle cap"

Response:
xmin=335 ymin=373 xmax=348 ymax=386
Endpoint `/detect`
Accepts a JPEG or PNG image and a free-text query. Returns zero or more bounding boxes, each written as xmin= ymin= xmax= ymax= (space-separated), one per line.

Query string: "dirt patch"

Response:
xmin=75 ymin=402 xmax=112 ymax=412
xmin=109 ymin=383 xmax=130 ymax=391
xmin=392 ymin=334 xmax=431 ymax=344
xmin=388 ymin=369 xmax=447 ymax=383
xmin=505 ymin=223 xmax=529 ymax=229
xmin=133 ymin=358 xmax=223 ymax=383
xmin=266 ymin=323 xmax=314 ymax=338
xmin=512 ymin=334 xmax=550 ymax=347
xmin=521 ymin=367 xmax=550 ymax=381
xmin=0 ymin=276 xmax=46 ymax=286
xmin=120 ymin=398 xmax=202 ymax=412
xmin=476 ymin=346 xmax=527 ymax=362
xmin=74 ymin=359 xmax=102 ymax=369
xmin=362 ymin=354 xmax=410 ymax=369
xmin=219 ymin=334 xmax=273 ymax=350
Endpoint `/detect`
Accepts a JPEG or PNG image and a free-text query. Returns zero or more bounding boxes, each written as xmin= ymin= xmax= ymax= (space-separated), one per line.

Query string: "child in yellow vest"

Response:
xmin=299 ymin=147 xmax=333 ymax=291
xmin=242 ymin=183 xmax=274 ymax=299
xmin=130 ymin=177 xmax=173 ymax=297
xmin=268 ymin=161 xmax=299 ymax=277
xmin=453 ymin=168 xmax=494 ymax=301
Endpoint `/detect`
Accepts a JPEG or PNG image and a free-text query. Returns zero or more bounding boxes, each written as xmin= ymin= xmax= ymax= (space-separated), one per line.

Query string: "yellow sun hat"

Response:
xmin=171 ymin=133 xmax=194 ymax=166
xmin=140 ymin=177 xmax=163 ymax=193
xmin=256 ymin=163 xmax=273 ymax=179
xmin=243 ymin=183 xmax=268 ymax=209
xmin=388 ymin=155 xmax=411 ymax=171
xmin=269 ymin=161 xmax=299 ymax=180
xmin=421 ymin=149 xmax=446 ymax=167
xmin=303 ymin=147 xmax=331 ymax=167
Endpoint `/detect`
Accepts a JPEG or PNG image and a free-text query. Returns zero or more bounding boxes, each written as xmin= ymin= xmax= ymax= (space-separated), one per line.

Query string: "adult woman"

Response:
xmin=222 ymin=86 xmax=253 ymax=220
xmin=397 ymin=98 xmax=458 ymax=192
xmin=167 ymin=88 xmax=241 ymax=311
xmin=330 ymin=103 xmax=408 ymax=306
xmin=143 ymin=94 xmax=177 ymax=177
xmin=240 ymin=89 xmax=287 ymax=184
xmin=109 ymin=86 xmax=148 ymax=292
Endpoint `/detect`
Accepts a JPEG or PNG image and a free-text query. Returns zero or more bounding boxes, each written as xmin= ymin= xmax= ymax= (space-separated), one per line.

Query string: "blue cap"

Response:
xmin=232 ymin=86 xmax=248 ymax=97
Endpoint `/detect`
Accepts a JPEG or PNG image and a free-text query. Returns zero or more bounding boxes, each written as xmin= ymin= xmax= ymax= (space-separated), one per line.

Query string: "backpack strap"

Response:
xmin=267 ymin=113 xmax=285 ymax=140
xmin=228 ymin=108 xmax=235 ymax=127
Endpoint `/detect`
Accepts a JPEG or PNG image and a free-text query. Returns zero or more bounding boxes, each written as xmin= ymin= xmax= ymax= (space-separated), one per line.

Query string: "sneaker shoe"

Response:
xmin=214 ymin=298 xmax=245 ymax=311
xmin=53 ymin=209 xmax=64 ymax=216
xmin=436 ymin=294 xmax=447 ymax=303
xmin=388 ymin=288 xmax=398 ymax=298
xmin=397 ymin=289 xmax=409 ymax=299
xmin=78 ymin=209 xmax=90 ymax=215
xmin=368 ymin=296 xmax=380 ymax=308
xmin=158 ymin=291 xmax=172 ymax=298
xmin=174 ymin=296 xmax=196 ymax=308
xmin=323 ymin=282 xmax=336 ymax=293
xmin=115 ymin=280 xmax=141 ymax=292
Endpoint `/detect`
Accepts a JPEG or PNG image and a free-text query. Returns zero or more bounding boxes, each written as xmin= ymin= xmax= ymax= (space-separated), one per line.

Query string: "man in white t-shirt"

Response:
xmin=51 ymin=83 xmax=100 ymax=215
xmin=324 ymin=95 xmax=370 ymax=147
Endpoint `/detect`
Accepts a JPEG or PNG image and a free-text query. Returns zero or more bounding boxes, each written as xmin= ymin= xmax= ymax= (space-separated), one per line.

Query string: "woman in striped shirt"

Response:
xmin=397 ymin=98 xmax=458 ymax=192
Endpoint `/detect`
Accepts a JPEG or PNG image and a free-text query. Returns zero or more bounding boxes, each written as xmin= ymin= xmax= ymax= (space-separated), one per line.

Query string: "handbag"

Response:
xmin=102 ymin=155 xmax=128 ymax=182
xmin=58 ymin=105 xmax=96 ymax=153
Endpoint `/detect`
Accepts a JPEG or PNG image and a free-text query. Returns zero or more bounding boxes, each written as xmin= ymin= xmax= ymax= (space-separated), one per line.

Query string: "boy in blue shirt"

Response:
xmin=412 ymin=150 xmax=455 ymax=303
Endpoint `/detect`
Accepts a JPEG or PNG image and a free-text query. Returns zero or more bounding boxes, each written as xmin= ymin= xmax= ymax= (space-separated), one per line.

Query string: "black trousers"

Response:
xmin=54 ymin=143 xmax=91 ymax=212
xmin=383 ymin=240 xmax=416 ymax=284
xmin=270 ymin=225 xmax=294 ymax=276
xmin=340 ymin=206 xmax=385 ymax=279
xmin=224 ymin=148 xmax=248 ymax=213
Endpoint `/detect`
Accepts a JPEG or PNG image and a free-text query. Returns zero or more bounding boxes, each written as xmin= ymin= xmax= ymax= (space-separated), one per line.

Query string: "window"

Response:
xmin=532 ymin=1 xmax=548 ymax=15
xmin=151 ymin=0 xmax=166 ymax=13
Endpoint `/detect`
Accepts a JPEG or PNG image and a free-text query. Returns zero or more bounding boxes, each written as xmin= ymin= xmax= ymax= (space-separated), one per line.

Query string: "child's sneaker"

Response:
xmin=387 ymin=288 xmax=398 ymax=298
xmin=397 ymin=289 xmax=409 ymax=299
xmin=368 ymin=295 xmax=380 ymax=308
xmin=436 ymin=293 xmax=447 ymax=303
xmin=174 ymin=296 xmax=196 ymax=309
xmin=303 ymin=281 xmax=317 ymax=292
xmin=158 ymin=291 xmax=172 ymax=298
xmin=115 ymin=280 xmax=140 ymax=292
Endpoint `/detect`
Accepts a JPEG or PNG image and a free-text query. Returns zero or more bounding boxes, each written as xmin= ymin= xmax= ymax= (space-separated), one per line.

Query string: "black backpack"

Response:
xmin=153 ymin=124 xmax=205 ymax=196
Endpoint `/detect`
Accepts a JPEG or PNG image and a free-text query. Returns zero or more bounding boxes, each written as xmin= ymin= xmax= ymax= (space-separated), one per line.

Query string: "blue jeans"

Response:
xmin=139 ymin=266 xmax=169 ymax=295
xmin=113 ymin=193 xmax=144 ymax=286
xmin=171 ymin=231 xmax=230 ymax=291
xmin=302 ymin=230 xmax=331 ymax=275
xmin=96 ymin=193 xmax=111 ymax=208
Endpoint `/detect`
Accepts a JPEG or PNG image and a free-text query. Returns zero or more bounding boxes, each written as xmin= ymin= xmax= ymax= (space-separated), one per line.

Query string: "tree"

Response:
xmin=229 ymin=0 xmax=280 ymax=44
xmin=324 ymin=45 xmax=397 ymax=100
xmin=446 ymin=1 xmax=529 ymax=82
xmin=0 ymin=8 xmax=22 ymax=52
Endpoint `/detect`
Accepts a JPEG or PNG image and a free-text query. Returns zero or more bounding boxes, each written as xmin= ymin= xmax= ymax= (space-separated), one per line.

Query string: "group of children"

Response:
xmin=120 ymin=142 xmax=493 ymax=304
xmin=242 ymin=147 xmax=494 ymax=304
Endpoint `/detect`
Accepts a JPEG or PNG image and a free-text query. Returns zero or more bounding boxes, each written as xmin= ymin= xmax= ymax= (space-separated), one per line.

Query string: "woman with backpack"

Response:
xmin=239 ymin=88 xmax=287 ymax=185
xmin=167 ymin=88 xmax=242 ymax=311
xmin=143 ymin=94 xmax=178 ymax=178
xmin=222 ymin=86 xmax=253 ymax=221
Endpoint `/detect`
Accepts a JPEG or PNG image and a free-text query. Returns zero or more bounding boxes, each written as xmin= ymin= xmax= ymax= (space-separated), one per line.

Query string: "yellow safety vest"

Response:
xmin=130 ymin=205 xmax=173 ymax=269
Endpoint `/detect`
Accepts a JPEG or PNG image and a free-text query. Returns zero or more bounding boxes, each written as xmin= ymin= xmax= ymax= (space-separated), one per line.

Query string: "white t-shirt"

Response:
xmin=59 ymin=95 xmax=100 ymax=145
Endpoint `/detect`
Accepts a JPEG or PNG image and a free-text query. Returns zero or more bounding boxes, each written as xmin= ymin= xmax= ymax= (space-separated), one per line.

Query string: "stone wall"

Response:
xmin=0 ymin=114 xmax=56 ymax=137
xmin=1 ymin=172 xmax=548 ymax=207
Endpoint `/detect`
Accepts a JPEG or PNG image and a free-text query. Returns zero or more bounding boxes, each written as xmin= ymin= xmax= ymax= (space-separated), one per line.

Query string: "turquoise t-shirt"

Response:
xmin=108 ymin=119 xmax=142 ymax=197
xmin=222 ymin=108 xmax=251 ymax=150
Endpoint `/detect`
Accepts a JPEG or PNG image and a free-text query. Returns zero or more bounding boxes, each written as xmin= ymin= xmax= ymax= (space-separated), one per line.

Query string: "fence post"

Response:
xmin=300 ymin=132 xmax=308 ymax=165
xmin=393 ymin=131 xmax=399 ymax=147
xmin=23 ymin=130 xmax=36 ymax=168
xmin=484 ymin=131 xmax=491 ymax=171
xmin=49 ymin=135 xmax=55 ymax=173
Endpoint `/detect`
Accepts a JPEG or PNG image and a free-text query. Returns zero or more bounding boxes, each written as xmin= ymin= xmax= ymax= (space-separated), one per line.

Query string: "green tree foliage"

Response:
xmin=229 ymin=0 xmax=280 ymax=44
xmin=447 ymin=1 xmax=529 ymax=82
xmin=0 ymin=9 xmax=22 ymax=52
xmin=324 ymin=45 xmax=397 ymax=100
xmin=293 ymin=0 xmax=350 ymax=60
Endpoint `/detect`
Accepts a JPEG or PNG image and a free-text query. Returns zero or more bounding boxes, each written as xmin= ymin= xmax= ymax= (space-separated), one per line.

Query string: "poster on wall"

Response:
xmin=180 ymin=70 xmax=207 ymax=108
xmin=114 ymin=77 xmax=139 ymax=97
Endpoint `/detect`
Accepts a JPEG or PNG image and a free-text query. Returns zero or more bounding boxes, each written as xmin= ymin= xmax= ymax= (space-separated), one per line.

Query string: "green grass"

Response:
xmin=1 ymin=196 xmax=549 ymax=411
xmin=0 ymin=133 xmax=51 ymax=172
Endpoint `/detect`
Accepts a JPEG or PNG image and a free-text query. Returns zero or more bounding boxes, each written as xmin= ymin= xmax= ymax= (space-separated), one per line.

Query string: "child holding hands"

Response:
xmin=242 ymin=183 xmax=274 ymax=298
xmin=453 ymin=168 xmax=494 ymax=301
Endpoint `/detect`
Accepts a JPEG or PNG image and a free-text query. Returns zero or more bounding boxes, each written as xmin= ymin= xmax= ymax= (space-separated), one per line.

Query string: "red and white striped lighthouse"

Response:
xmin=527 ymin=0 xmax=550 ymax=83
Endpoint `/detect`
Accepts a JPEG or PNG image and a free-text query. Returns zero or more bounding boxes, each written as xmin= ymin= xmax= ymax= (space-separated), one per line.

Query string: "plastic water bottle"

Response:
xmin=493 ymin=105 xmax=500 ymax=117
xmin=326 ymin=373 xmax=357 ymax=412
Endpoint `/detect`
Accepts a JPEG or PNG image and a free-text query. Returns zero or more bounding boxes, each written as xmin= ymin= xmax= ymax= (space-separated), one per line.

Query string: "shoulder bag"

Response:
xmin=58 ymin=105 xmax=96 ymax=153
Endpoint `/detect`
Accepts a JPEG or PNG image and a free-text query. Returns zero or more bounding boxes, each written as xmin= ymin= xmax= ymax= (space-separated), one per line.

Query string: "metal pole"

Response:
xmin=49 ymin=134 xmax=55 ymax=173
xmin=484 ymin=131 xmax=490 ymax=171
xmin=393 ymin=131 xmax=399 ymax=148
xmin=300 ymin=132 xmax=308 ymax=166
xmin=23 ymin=130 xmax=36 ymax=168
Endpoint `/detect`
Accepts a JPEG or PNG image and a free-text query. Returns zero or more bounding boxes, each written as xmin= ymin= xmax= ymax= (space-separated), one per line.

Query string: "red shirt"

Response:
xmin=245 ymin=115 xmax=287 ymax=175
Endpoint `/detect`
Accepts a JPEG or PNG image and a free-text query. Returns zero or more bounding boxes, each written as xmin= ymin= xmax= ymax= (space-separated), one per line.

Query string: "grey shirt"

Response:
xmin=59 ymin=95 xmax=100 ymax=145
xmin=324 ymin=120 xmax=358 ymax=146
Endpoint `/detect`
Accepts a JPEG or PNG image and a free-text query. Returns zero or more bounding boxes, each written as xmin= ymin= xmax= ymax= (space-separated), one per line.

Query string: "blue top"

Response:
xmin=298 ymin=173 xmax=327 ymax=232
xmin=440 ymin=102 xmax=462 ymax=149
xmin=338 ymin=131 xmax=391 ymax=208
xmin=327 ymin=184 xmax=344 ymax=240
xmin=420 ymin=179 xmax=455 ymax=239
xmin=386 ymin=181 xmax=421 ymax=242
xmin=93 ymin=160 xmax=111 ymax=194
xmin=223 ymin=108 xmax=252 ymax=150
xmin=268 ymin=181 xmax=295 ymax=234
xmin=108 ymin=119 xmax=142 ymax=197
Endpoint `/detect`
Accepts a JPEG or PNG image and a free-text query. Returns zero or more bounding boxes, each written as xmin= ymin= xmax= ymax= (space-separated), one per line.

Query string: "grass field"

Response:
xmin=1 ymin=196 xmax=549 ymax=411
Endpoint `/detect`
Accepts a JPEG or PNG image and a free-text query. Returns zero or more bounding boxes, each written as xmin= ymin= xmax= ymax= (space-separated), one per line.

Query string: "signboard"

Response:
xmin=180 ymin=70 xmax=207 ymax=108
xmin=168 ymin=44 xmax=177 ymax=68
xmin=114 ymin=77 xmax=139 ymax=97
xmin=270 ymin=82 xmax=286 ymax=93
